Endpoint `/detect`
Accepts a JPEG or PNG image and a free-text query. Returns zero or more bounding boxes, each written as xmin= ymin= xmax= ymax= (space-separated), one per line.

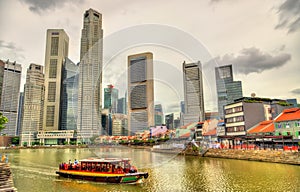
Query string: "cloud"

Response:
xmin=291 ymin=88 xmax=300 ymax=95
xmin=0 ymin=40 xmax=25 ymax=61
xmin=0 ymin=40 xmax=23 ymax=51
xmin=19 ymin=0 xmax=85 ymax=14
xmin=214 ymin=47 xmax=291 ymax=75
xmin=275 ymin=0 xmax=300 ymax=33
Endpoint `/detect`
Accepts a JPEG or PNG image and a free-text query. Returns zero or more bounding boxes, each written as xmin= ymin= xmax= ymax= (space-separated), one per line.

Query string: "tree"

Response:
xmin=0 ymin=112 xmax=8 ymax=133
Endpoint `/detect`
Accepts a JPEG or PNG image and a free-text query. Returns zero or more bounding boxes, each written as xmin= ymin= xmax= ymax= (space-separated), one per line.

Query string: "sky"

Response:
xmin=0 ymin=0 xmax=299 ymax=114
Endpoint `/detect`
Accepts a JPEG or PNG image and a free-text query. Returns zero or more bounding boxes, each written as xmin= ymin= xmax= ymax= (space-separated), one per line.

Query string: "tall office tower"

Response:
xmin=60 ymin=58 xmax=78 ymax=130
xmin=154 ymin=104 xmax=163 ymax=126
xmin=128 ymin=52 xmax=154 ymax=135
xmin=0 ymin=60 xmax=22 ymax=136
xmin=215 ymin=65 xmax=243 ymax=118
xmin=104 ymin=84 xmax=119 ymax=113
xmin=78 ymin=9 xmax=103 ymax=142
xmin=0 ymin=60 xmax=4 ymax=106
xmin=180 ymin=101 xmax=185 ymax=113
xmin=117 ymin=97 xmax=126 ymax=114
xmin=43 ymin=29 xmax=69 ymax=131
xmin=182 ymin=61 xmax=205 ymax=125
xmin=17 ymin=92 xmax=24 ymax=136
xmin=21 ymin=64 xmax=44 ymax=146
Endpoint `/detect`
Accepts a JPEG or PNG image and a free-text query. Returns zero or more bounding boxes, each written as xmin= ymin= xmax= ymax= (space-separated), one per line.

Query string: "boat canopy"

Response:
xmin=79 ymin=158 xmax=130 ymax=163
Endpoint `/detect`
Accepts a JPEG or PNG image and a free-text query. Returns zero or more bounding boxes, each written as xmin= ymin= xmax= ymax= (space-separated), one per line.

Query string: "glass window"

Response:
xmin=50 ymin=37 xmax=59 ymax=56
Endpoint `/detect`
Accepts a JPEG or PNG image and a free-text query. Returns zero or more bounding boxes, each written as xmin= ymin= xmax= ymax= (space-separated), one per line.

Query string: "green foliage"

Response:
xmin=11 ymin=137 xmax=20 ymax=145
xmin=0 ymin=112 xmax=8 ymax=132
xmin=69 ymin=141 xmax=76 ymax=145
xmin=23 ymin=142 xmax=28 ymax=147
xmin=278 ymin=102 xmax=292 ymax=106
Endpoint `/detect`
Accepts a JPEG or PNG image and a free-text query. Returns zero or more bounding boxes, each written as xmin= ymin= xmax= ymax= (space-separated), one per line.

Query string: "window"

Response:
xmin=277 ymin=123 xmax=282 ymax=128
xmin=235 ymin=116 xmax=244 ymax=122
xmin=46 ymin=106 xmax=55 ymax=127
xmin=234 ymin=106 xmax=243 ymax=112
xmin=49 ymin=59 xmax=57 ymax=78
xmin=48 ymin=82 xmax=56 ymax=102
xmin=50 ymin=37 xmax=59 ymax=56
xmin=225 ymin=108 xmax=233 ymax=114
xmin=296 ymin=122 xmax=300 ymax=127
xmin=285 ymin=122 xmax=290 ymax=128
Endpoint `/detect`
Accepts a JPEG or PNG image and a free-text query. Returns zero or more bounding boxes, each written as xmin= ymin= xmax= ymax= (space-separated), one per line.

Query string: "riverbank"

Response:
xmin=0 ymin=163 xmax=17 ymax=191
xmin=203 ymin=148 xmax=300 ymax=165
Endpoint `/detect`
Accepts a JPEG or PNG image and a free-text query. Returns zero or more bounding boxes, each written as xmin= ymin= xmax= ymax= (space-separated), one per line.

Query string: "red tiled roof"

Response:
xmin=203 ymin=128 xmax=216 ymax=136
xmin=248 ymin=120 xmax=274 ymax=134
xmin=179 ymin=132 xmax=190 ymax=138
xmin=274 ymin=108 xmax=300 ymax=122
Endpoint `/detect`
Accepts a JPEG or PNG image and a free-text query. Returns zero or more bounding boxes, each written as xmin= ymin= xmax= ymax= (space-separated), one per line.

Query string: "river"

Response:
xmin=3 ymin=147 xmax=300 ymax=192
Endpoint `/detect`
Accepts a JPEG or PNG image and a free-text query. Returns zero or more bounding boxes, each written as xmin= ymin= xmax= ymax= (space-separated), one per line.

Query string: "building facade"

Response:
xmin=104 ymin=84 xmax=118 ymax=113
xmin=0 ymin=60 xmax=4 ymax=107
xmin=154 ymin=104 xmax=163 ymax=126
xmin=182 ymin=61 xmax=205 ymax=124
xmin=0 ymin=60 xmax=22 ymax=136
xmin=128 ymin=52 xmax=154 ymax=135
xmin=21 ymin=64 xmax=44 ymax=146
xmin=112 ymin=113 xmax=128 ymax=136
xmin=77 ymin=8 xmax=103 ymax=142
xmin=215 ymin=65 xmax=243 ymax=119
xmin=60 ymin=58 xmax=78 ymax=131
xmin=43 ymin=29 xmax=69 ymax=131
xmin=274 ymin=108 xmax=300 ymax=140
xmin=117 ymin=97 xmax=126 ymax=114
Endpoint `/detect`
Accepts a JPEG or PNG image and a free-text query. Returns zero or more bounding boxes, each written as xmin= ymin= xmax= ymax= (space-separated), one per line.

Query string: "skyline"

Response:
xmin=0 ymin=0 xmax=299 ymax=114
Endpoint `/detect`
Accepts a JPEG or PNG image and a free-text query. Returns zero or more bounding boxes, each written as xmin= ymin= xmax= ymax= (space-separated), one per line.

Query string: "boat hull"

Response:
xmin=56 ymin=170 xmax=148 ymax=184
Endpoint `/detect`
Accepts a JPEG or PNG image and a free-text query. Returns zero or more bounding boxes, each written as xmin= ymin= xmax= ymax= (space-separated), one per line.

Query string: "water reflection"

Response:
xmin=4 ymin=148 xmax=300 ymax=192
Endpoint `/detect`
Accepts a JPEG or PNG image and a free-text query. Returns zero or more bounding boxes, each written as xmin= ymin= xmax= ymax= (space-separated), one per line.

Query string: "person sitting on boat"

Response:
xmin=74 ymin=159 xmax=78 ymax=165
xmin=129 ymin=166 xmax=137 ymax=173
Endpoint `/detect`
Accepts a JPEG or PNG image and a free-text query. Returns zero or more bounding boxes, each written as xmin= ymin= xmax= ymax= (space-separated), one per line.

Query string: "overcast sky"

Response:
xmin=0 ymin=0 xmax=299 ymax=114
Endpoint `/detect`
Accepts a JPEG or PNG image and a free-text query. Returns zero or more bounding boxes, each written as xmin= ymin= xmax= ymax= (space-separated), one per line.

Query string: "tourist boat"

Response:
xmin=55 ymin=157 xmax=148 ymax=184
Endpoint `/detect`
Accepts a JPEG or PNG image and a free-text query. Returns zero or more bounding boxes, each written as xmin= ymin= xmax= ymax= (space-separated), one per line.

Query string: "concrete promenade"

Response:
xmin=203 ymin=148 xmax=300 ymax=165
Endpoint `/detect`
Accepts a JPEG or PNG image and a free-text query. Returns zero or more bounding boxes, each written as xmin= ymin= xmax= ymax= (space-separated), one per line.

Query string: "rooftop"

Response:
xmin=248 ymin=120 xmax=274 ymax=134
xmin=274 ymin=108 xmax=300 ymax=122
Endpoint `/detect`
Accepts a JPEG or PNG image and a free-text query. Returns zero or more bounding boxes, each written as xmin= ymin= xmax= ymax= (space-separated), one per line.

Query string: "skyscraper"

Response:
xmin=43 ymin=29 xmax=69 ymax=131
xmin=215 ymin=65 xmax=243 ymax=118
xmin=0 ymin=60 xmax=22 ymax=136
xmin=60 ymin=58 xmax=78 ymax=130
xmin=117 ymin=97 xmax=126 ymax=114
xmin=104 ymin=84 xmax=119 ymax=114
xmin=182 ymin=61 xmax=205 ymax=124
xmin=77 ymin=9 xmax=103 ymax=142
xmin=154 ymin=104 xmax=163 ymax=126
xmin=21 ymin=64 xmax=44 ymax=146
xmin=0 ymin=60 xmax=4 ymax=107
xmin=128 ymin=52 xmax=154 ymax=135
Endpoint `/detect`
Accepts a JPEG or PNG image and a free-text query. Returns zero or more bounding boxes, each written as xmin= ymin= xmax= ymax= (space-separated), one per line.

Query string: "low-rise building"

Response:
xmin=274 ymin=108 xmax=300 ymax=141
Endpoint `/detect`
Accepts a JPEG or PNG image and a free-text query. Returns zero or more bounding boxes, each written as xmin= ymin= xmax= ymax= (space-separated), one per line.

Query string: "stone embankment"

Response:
xmin=0 ymin=163 xmax=17 ymax=192
xmin=203 ymin=149 xmax=300 ymax=165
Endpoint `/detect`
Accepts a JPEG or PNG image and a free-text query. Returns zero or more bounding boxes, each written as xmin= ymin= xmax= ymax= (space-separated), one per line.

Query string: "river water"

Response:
xmin=3 ymin=147 xmax=300 ymax=192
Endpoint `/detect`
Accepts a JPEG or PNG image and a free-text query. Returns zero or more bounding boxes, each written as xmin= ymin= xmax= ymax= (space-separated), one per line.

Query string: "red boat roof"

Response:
xmin=80 ymin=158 xmax=130 ymax=163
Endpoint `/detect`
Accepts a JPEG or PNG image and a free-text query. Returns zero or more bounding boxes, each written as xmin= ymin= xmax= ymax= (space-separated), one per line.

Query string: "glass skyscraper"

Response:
xmin=60 ymin=58 xmax=78 ymax=131
xmin=104 ymin=84 xmax=119 ymax=114
xmin=215 ymin=65 xmax=243 ymax=118
xmin=77 ymin=9 xmax=103 ymax=142
xmin=182 ymin=61 xmax=205 ymax=124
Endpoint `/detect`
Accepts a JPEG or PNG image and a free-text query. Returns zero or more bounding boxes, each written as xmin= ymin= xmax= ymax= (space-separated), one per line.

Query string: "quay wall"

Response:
xmin=203 ymin=149 xmax=300 ymax=165
xmin=0 ymin=163 xmax=17 ymax=191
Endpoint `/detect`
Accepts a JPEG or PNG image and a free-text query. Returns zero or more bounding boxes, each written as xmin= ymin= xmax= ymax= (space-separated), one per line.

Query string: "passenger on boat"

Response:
xmin=129 ymin=166 xmax=137 ymax=173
